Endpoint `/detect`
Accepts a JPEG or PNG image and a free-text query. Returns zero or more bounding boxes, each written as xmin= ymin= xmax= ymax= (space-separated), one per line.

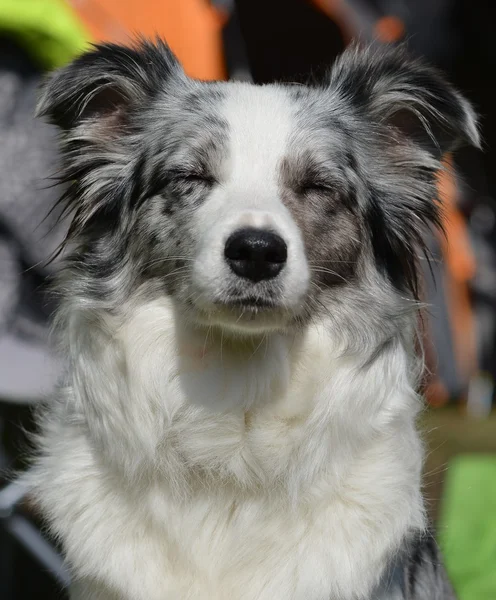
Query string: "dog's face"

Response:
xmin=40 ymin=41 xmax=478 ymax=335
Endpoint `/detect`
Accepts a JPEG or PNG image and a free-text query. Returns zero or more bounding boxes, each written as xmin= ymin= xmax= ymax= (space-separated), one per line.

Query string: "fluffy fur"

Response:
xmin=28 ymin=39 xmax=479 ymax=599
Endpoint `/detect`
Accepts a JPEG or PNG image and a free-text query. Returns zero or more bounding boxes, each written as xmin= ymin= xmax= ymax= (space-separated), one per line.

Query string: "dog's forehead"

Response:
xmin=219 ymin=83 xmax=295 ymax=175
xmin=176 ymin=81 xmax=350 ymax=173
xmin=151 ymin=80 xmax=354 ymax=180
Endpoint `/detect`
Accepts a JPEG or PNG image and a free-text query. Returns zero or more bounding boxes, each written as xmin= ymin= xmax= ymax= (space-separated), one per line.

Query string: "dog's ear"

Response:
xmin=37 ymin=39 xmax=183 ymax=243
xmin=37 ymin=38 xmax=183 ymax=133
xmin=328 ymin=45 xmax=480 ymax=299
xmin=328 ymin=44 xmax=480 ymax=157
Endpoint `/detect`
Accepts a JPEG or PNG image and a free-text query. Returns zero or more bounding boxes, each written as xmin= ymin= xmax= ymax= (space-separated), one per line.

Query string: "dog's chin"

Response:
xmin=191 ymin=298 xmax=296 ymax=336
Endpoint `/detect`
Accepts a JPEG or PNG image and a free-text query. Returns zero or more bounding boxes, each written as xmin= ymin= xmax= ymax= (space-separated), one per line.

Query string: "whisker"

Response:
xmin=309 ymin=260 xmax=358 ymax=265
xmin=235 ymin=309 xmax=246 ymax=324
xmin=220 ymin=329 xmax=224 ymax=366
xmin=309 ymin=267 xmax=350 ymax=285
xmin=141 ymin=256 xmax=195 ymax=270
xmin=250 ymin=333 xmax=267 ymax=359
xmin=202 ymin=324 xmax=212 ymax=361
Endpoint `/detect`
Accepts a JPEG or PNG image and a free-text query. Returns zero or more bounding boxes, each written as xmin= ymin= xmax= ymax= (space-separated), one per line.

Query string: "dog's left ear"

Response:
xmin=329 ymin=44 xmax=480 ymax=157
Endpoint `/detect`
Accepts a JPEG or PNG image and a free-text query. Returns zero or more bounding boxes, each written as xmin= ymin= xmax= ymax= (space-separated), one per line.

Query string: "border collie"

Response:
xmin=29 ymin=39 xmax=479 ymax=599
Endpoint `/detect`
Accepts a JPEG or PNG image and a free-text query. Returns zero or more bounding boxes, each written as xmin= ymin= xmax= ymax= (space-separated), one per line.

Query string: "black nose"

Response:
xmin=224 ymin=228 xmax=287 ymax=282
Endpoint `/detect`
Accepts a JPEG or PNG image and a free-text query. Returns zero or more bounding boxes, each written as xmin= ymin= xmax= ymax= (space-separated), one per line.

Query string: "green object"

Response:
xmin=0 ymin=0 xmax=90 ymax=70
xmin=439 ymin=454 xmax=496 ymax=600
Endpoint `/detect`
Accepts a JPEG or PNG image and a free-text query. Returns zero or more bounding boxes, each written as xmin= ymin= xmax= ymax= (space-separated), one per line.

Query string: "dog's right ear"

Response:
xmin=37 ymin=38 xmax=183 ymax=133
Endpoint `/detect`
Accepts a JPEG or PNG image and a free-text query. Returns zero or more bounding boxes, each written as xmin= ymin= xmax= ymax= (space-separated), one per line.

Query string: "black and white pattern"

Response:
xmin=27 ymin=39 xmax=477 ymax=600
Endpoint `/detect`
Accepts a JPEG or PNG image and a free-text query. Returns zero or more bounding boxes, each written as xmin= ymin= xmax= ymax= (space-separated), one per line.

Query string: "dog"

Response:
xmin=28 ymin=38 xmax=479 ymax=599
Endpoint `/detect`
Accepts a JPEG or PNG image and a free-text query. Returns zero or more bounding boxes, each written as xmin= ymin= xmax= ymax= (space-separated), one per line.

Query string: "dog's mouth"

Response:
xmin=217 ymin=295 xmax=277 ymax=310
xmin=189 ymin=292 xmax=293 ymax=333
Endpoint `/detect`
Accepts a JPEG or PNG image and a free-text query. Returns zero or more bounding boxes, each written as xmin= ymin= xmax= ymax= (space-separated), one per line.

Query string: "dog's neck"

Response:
xmin=173 ymin=321 xmax=298 ymax=413
xmin=67 ymin=296 xmax=422 ymax=499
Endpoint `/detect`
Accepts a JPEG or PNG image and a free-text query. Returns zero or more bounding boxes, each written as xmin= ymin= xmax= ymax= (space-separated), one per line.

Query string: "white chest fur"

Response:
xmin=33 ymin=298 xmax=425 ymax=600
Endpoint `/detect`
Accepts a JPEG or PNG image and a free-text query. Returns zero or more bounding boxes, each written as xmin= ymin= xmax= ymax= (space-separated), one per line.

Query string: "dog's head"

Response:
xmin=40 ymin=40 xmax=479 ymax=336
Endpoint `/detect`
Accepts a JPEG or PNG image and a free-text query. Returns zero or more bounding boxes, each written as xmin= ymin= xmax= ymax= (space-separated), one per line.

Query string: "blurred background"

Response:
xmin=0 ymin=0 xmax=495 ymax=598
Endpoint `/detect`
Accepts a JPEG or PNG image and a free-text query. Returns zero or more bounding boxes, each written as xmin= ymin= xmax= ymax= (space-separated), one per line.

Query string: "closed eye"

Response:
xmin=298 ymin=180 xmax=334 ymax=194
xmin=169 ymin=169 xmax=216 ymax=185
